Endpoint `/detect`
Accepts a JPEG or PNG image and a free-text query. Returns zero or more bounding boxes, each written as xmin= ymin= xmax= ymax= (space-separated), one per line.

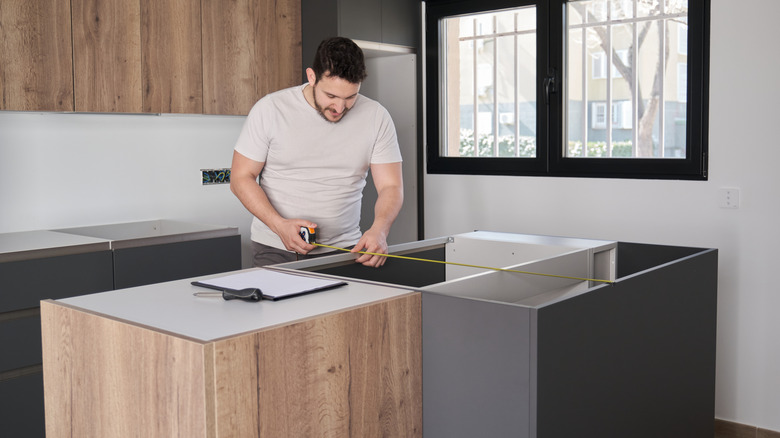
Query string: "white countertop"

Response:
xmin=54 ymin=219 xmax=238 ymax=249
xmin=0 ymin=230 xmax=111 ymax=263
xmin=56 ymin=268 xmax=416 ymax=342
xmin=1 ymin=220 xmax=239 ymax=262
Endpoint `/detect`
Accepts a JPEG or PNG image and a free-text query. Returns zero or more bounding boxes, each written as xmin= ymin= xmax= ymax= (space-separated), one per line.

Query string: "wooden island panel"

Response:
xmin=41 ymin=292 xmax=421 ymax=437
xmin=40 ymin=301 xmax=210 ymax=437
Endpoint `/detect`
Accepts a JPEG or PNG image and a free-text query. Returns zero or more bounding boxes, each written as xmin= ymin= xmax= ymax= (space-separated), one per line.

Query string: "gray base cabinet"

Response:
xmin=423 ymin=243 xmax=717 ymax=438
xmin=1 ymin=221 xmax=241 ymax=437
xmin=0 ymin=372 xmax=46 ymax=437
xmin=283 ymin=232 xmax=718 ymax=438
xmin=1 ymin=247 xmax=114 ymax=438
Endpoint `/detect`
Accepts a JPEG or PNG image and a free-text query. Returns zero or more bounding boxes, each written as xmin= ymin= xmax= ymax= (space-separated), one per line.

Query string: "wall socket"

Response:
xmin=201 ymin=168 xmax=231 ymax=185
xmin=719 ymin=187 xmax=740 ymax=209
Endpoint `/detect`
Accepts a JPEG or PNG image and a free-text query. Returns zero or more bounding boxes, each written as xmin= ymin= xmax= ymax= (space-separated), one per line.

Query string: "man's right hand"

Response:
xmin=273 ymin=220 xmax=318 ymax=254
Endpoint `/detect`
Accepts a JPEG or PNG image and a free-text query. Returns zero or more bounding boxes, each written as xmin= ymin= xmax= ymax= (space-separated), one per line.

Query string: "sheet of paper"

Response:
xmin=194 ymin=269 xmax=345 ymax=299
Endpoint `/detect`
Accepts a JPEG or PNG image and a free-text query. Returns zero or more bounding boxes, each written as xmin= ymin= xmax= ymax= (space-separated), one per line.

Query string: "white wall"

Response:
xmin=0 ymin=112 xmax=256 ymax=265
xmin=423 ymin=0 xmax=780 ymax=431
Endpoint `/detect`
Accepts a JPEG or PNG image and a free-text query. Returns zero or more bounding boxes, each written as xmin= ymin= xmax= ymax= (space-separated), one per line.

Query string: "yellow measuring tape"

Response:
xmin=313 ymin=242 xmax=615 ymax=285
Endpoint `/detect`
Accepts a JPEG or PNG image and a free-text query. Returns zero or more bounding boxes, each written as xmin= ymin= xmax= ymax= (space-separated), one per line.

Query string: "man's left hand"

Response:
xmin=351 ymin=229 xmax=389 ymax=267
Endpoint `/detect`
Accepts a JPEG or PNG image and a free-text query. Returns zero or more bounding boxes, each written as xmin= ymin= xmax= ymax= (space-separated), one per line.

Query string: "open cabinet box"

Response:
xmin=274 ymin=231 xmax=717 ymax=438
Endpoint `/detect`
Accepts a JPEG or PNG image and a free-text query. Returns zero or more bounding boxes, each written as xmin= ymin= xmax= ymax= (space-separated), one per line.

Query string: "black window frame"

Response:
xmin=424 ymin=0 xmax=710 ymax=180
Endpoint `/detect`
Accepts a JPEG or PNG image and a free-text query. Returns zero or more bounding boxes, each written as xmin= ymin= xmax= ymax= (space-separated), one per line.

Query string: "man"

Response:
xmin=230 ymin=37 xmax=403 ymax=268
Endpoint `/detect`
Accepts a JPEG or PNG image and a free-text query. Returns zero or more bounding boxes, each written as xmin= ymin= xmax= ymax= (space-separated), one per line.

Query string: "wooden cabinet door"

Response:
xmin=0 ymin=0 xmax=74 ymax=111
xmin=141 ymin=0 xmax=203 ymax=114
xmin=72 ymin=0 xmax=142 ymax=112
xmin=202 ymin=0 xmax=301 ymax=115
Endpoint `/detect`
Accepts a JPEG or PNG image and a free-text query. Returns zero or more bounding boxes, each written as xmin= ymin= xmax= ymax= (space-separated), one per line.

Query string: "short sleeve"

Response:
xmin=370 ymin=106 xmax=403 ymax=164
xmin=234 ymin=99 xmax=271 ymax=163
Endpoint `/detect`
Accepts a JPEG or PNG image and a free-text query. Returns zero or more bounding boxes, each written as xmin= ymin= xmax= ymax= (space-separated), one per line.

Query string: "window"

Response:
xmin=425 ymin=0 xmax=710 ymax=179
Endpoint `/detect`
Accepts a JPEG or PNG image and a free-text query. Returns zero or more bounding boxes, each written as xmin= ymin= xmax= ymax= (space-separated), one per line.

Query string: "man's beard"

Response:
xmin=313 ymin=88 xmax=351 ymax=123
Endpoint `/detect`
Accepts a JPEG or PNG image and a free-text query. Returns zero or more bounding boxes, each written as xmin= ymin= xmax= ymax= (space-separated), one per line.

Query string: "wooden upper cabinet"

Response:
xmin=141 ymin=0 xmax=203 ymax=114
xmin=0 ymin=0 xmax=74 ymax=111
xmin=1 ymin=0 xmax=300 ymax=114
xmin=202 ymin=0 xmax=302 ymax=115
xmin=72 ymin=0 xmax=142 ymax=113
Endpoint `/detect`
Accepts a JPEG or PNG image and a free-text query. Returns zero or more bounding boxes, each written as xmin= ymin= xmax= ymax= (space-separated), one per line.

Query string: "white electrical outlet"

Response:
xmin=719 ymin=188 xmax=740 ymax=209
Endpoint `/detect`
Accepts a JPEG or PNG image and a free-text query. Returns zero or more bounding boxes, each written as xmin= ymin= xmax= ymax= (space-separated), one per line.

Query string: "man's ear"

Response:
xmin=306 ymin=68 xmax=317 ymax=86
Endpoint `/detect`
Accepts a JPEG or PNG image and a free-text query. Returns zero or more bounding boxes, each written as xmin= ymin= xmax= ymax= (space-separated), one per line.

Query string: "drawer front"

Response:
xmin=0 ymin=250 xmax=114 ymax=312
xmin=113 ymin=235 xmax=241 ymax=289
xmin=0 ymin=312 xmax=42 ymax=372
xmin=0 ymin=372 xmax=45 ymax=438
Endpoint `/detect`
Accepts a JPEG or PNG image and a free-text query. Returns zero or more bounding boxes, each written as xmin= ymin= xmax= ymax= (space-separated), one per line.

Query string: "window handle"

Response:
xmin=544 ymin=69 xmax=557 ymax=105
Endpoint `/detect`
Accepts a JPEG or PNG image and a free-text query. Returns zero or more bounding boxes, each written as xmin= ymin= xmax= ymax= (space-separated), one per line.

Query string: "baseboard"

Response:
xmin=715 ymin=419 xmax=780 ymax=438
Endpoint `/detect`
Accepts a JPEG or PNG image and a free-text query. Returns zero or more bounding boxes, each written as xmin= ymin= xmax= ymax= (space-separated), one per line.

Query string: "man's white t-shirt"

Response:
xmin=234 ymin=84 xmax=402 ymax=253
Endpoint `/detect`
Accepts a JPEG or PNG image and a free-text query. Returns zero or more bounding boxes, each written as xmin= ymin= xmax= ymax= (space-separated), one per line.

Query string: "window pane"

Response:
xmin=665 ymin=18 xmax=687 ymax=157
xmin=635 ymin=19 xmax=662 ymax=157
xmin=567 ymin=24 xmax=585 ymax=156
xmin=611 ymin=0 xmax=633 ymax=20
xmin=475 ymin=13 xmax=494 ymax=36
xmin=441 ymin=6 xmax=536 ymax=158
xmin=476 ymin=38 xmax=495 ymax=156
xmin=565 ymin=0 xmax=689 ymax=159
xmin=611 ymin=24 xmax=632 ymax=157
xmin=637 ymin=0 xmax=661 ymax=17
xmin=497 ymin=34 xmax=516 ymax=157
xmin=586 ymin=26 xmax=607 ymax=156
xmin=516 ymin=32 xmax=536 ymax=157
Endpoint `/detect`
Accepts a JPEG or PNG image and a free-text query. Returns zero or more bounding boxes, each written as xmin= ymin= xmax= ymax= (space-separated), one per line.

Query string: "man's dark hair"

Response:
xmin=311 ymin=37 xmax=367 ymax=84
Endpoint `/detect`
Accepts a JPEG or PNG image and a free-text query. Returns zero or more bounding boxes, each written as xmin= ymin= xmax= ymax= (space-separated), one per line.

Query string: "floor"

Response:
xmin=715 ymin=419 xmax=780 ymax=438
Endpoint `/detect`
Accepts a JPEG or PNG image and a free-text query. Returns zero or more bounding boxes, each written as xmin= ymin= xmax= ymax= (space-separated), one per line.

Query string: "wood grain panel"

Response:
xmin=254 ymin=0 xmax=302 ymax=96
xmin=0 ymin=0 xmax=73 ymax=111
xmin=213 ymin=293 xmax=422 ymax=437
xmin=72 ymin=0 xmax=142 ymax=112
xmin=141 ymin=0 xmax=203 ymax=113
xmin=41 ymin=301 xmax=211 ymax=438
xmin=201 ymin=0 xmax=301 ymax=115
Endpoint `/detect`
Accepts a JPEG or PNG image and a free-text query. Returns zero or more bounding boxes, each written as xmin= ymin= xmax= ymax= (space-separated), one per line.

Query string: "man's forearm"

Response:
xmin=369 ymin=185 xmax=404 ymax=237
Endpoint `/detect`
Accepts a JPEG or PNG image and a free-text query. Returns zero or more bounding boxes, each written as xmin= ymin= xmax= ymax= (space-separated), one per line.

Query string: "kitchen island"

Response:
xmin=41 ymin=270 xmax=422 ymax=437
xmin=41 ymin=231 xmax=717 ymax=437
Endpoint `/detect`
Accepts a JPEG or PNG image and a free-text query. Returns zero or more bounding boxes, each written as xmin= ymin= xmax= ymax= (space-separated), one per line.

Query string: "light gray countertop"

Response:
xmin=0 ymin=220 xmax=238 ymax=263
xmin=55 ymin=268 xmax=416 ymax=342
xmin=0 ymin=230 xmax=111 ymax=263
xmin=53 ymin=219 xmax=238 ymax=249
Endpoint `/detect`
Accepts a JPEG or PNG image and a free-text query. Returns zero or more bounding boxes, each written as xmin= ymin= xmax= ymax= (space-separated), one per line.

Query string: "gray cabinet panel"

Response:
xmin=535 ymin=248 xmax=717 ymax=438
xmin=113 ymin=235 xmax=241 ymax=289
xmin=381 ymin=0 xmax=419 ymax=46
xmin=302 ymin=0 xmax=419 ymax=53
xmin=423 ymin=293 xmax=532 ymax=438
xmin=0 ymin=313 xmax=42 ymax=372
xmin=0 ymin=372 xmax=45 ymax=438
xmin=307 ymin=247 xmax=444 ymax=287
xmin=0 ymin=250 xmax=114 ymax=312
xmin=338 ymin=0 xmax=382 ymax=42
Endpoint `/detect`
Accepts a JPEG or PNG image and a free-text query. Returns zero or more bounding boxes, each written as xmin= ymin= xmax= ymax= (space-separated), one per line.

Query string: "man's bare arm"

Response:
xmin=230 ymin=150 xmax=316 ymax=254
xmin=352 ymin=161 xmax=404 ymax=267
